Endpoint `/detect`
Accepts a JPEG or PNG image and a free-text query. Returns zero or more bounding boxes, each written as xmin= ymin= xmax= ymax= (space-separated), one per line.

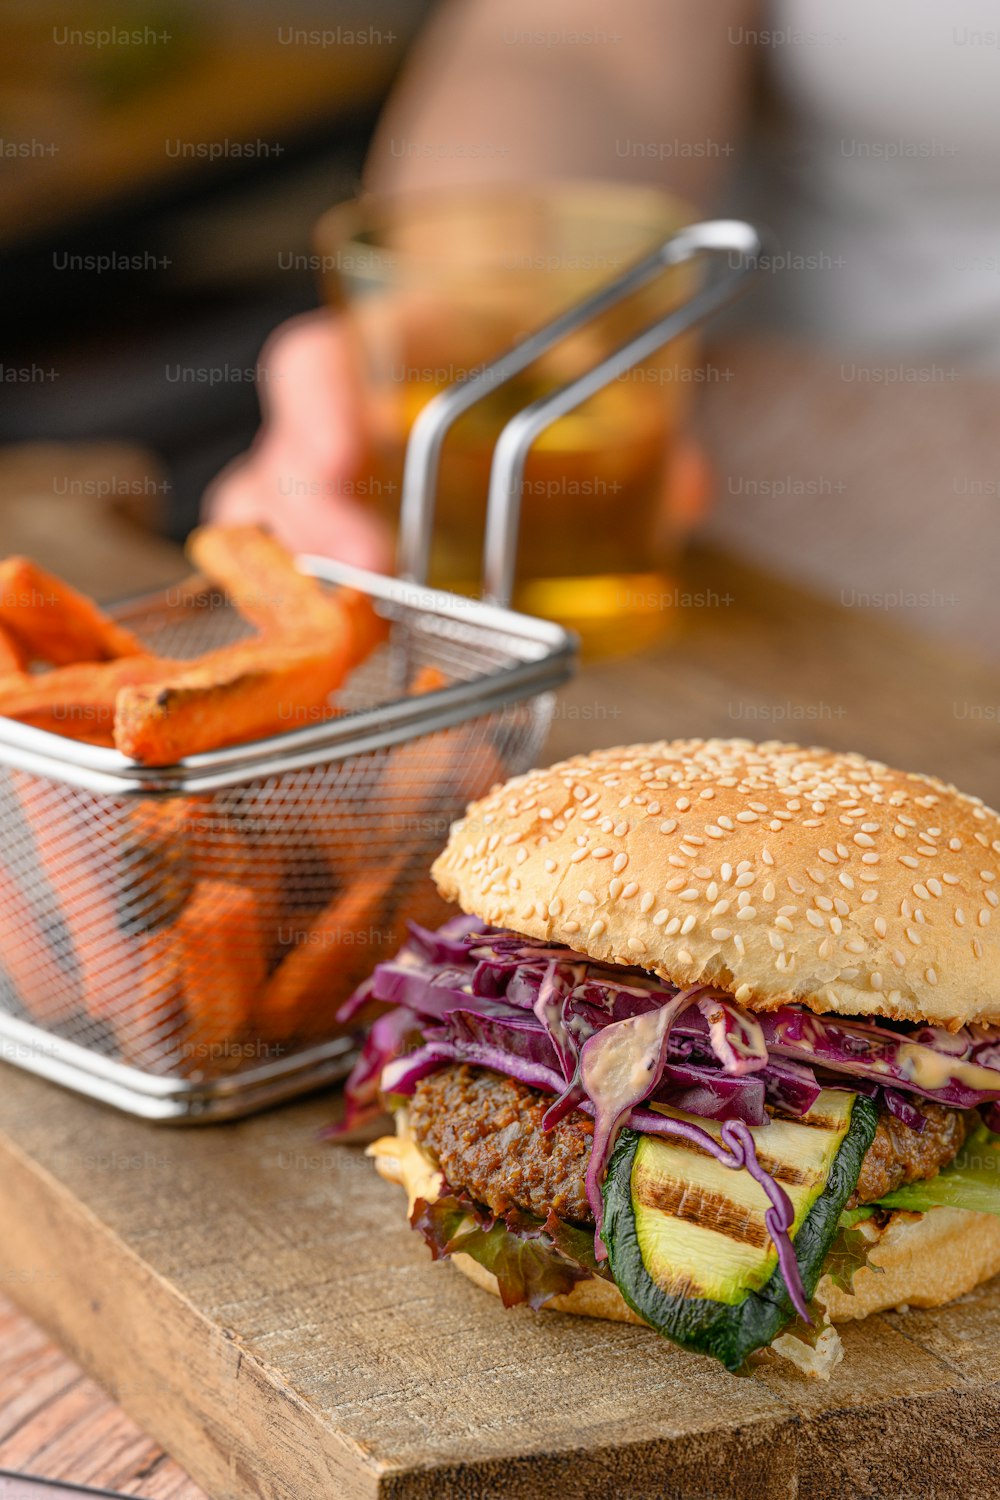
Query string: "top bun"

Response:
xmin=431 ymin=739 xmax=1000 ymax=1029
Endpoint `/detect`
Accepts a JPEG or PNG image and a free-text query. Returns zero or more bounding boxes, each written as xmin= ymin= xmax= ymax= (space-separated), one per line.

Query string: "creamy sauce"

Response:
xmin=897 ymin=1042 xmax=1000 ymax=1094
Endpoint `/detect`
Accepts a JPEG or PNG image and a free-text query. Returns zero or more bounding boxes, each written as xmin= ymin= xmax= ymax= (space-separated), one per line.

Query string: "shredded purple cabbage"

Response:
xmin=337 ymin=918 xmax=1000 ymax=1322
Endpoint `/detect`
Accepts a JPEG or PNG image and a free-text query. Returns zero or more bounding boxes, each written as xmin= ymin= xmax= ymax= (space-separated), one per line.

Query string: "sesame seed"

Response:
xmin=679 ymin=888 xmax=700 ymax=901
xmin=927 ymin=878 xmax=942 ymax=897
xmin=914 ymin=883 xmax=931 ymax=901
xmin=818 ymin=937 xmax=832 ymax=959
xmin=974 ymin=937 xmax=984 ymax=958
xmin=979 ymin=908 xmax=992 ymax=926
xmin=544 ymin=858 xmax=556 ymax=874
xmin=627 ymin=937 xmax=646 ymax=955
xmin=591 ymin=847 xmax=612 ymax=859
xmin=613 ymin=852 xmax=629 ymax=873
xmin=570 ymin=849 xmax=589 ymax=863
xmin=844 ymin=938 xmax=866 ymax=954
xmin=609 ymin=877 xmax=623 ymax=899
xmin=736 ymin=810 xmax=759 ymax=823
xmin=623 ymin=881 xmax=639 ymax=898
xmin=768 ymin=932 xmax=784 ymax=950
xmin=664 ymin=916 xmax=682 ymax=935
xmin=539 ymin=807 xmax=554 ymax=821
xmin=735 ymin=871 xmax=755 ymax=888
xmin=775 ymin=915 xmax=794 ymax=932
xmin=712 ymin=927 xmax=733 ymax=941
xmin=676 ymin=797 xmax=690 ymax=811
xmin=721 ymin=863 xmax=733 ymax=882
xmin=652 ymin=909 xmax=670 ymax=926
xmin=711 ymin=899 xmax=732 ymax=916
xmin=807 ymin=910 xmax=825 ymax=928
xmin=733 ymin=935 xmax=747 ymax=957
xmin=676 ymin=948 xmax=694 ymax=965
xmin=854 ymin=833 xmax=875 ymax=847
xmin=640 ymin=891 xmax=655 ymax=913
xmin=861 ymin=888 xmax=879 ymax=902
xmin=906 ymin=926 xmax=922 ymax=945
xmin=874 ymin=916 xmax=887 ymax=937
xmin=577 ymin=891 xmax=596 ymax=906
xmin=659 ymin=819 xmax=677 ymax=834
xmin=680 ymin=915 xmax=697 ymax=936
xmin=762 ymin=881 xmax=776 ymax=902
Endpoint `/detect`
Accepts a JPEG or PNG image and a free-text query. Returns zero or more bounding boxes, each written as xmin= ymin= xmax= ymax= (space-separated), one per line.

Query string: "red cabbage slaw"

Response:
xmin=339 ymin=917 xmax=1000 ymax=1323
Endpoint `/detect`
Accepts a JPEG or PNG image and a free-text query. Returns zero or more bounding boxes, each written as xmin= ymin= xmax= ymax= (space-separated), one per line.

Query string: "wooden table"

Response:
xmin=3 ymin=464 xmax=1000 ymax=1498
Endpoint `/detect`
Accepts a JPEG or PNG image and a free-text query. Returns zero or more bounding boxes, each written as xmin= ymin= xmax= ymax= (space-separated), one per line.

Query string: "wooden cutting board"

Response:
xmin=3 ymin=500 xmax=1000 ymax=1497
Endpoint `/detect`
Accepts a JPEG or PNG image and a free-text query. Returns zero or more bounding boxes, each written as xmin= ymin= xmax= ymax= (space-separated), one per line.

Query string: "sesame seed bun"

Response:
xmin=431 ymin=739 xmax=1000 ymax=1029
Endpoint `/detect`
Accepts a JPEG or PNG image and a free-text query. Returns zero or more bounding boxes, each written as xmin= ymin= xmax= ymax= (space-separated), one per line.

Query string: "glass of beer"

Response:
xmin=315 ymin=182 xmax=706 ymax=654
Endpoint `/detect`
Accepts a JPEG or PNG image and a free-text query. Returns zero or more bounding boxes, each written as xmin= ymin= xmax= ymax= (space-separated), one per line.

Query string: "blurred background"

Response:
xmin=3 ymin=0 xmax=999 ymax=659
xmin=1 ymin=0 xmax=430 ymax=536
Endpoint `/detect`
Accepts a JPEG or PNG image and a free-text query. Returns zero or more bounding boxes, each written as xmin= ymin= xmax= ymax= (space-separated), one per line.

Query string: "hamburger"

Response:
xmin=338 ymin=740 xmax=1000 ymax=1376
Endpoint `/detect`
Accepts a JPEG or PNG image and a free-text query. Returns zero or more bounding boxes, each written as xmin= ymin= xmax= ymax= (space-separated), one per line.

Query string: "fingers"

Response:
xmin=203 ymin=311 xmax=395 ymax=574
xmin=258 ymin=310 xmax=366 ymax=477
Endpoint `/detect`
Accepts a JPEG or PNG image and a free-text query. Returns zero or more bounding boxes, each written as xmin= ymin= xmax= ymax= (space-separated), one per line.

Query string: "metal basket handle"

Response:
xmin=398 ymin=218 xmax=761 ymax=605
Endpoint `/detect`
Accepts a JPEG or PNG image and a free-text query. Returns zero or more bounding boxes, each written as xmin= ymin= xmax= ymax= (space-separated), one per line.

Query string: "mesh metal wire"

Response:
xmin=0 ymin=582 xmax=553 ymax=1089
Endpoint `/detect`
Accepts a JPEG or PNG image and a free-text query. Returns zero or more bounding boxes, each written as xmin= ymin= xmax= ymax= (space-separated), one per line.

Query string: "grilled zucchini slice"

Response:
xmin=602 ymin=1090 xmax=878 ymax=1370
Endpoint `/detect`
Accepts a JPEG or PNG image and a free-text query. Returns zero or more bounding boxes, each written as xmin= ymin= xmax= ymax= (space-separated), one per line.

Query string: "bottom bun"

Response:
xmin=369 ymin=1118 xmax=1000 ymax=1332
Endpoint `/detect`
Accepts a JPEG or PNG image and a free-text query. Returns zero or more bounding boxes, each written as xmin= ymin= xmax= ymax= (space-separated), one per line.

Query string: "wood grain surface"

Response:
xmin=1 ymin=508 xmax=999 ymax=1498
xmin=0 ymin=1294 xmax=205 ymax=1499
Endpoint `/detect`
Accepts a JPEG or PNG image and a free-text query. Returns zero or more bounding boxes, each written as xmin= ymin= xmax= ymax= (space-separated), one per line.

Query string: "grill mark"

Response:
xmin=650 ymin=1130 xmax=822 ymax=1187
xmin=633 ymin=1164 xmax=770 ymax=1248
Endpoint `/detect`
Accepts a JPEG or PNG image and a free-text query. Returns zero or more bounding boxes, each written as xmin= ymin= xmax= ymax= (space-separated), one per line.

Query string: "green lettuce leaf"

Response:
xmin=874 ymin=1121 xmax=1000 ymax=1217
xmin=823 ymin=1217 xmax=884 ymax=1292
xmin=410 ymin=1193 xmax=606 ymax=1310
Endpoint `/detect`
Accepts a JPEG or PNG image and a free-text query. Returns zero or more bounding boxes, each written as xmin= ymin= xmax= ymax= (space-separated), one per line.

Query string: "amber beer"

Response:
xmin=317 ymin=184 xmax=705 ymax=654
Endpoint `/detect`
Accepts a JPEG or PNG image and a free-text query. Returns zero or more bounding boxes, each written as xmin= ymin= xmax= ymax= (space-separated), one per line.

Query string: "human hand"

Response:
xmin=204 ymin=311 xmax=394 ymax=574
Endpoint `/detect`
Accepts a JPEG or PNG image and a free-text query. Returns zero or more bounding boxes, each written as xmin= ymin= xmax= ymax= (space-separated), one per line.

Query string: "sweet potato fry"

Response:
xmin=0 ymin=557 xmax=142 ymax=665
xmin=11 ymin=769 xmax=139 ymax=1027
xmin=407 ymin=665 xmax=448 ymax=694
xmin=0 ymin=858 xmax=71 ymax=1026
xmin=0 ymin=624 xmax=26 ymax=674
xmin=0 ymin=654 xmax=170 ymax=739
xmin=114 ymin=636 xmax=352 ymax=765
xmin=112 ymin=930 xmax=186 ymax=1070
xmin=188 ymin=524 xmax=385 ymax=662
xmin=258 ymin=856 xmax=407 ymax=1042
xmin=119 ymin=802 xmax=195 ymax=929
xmin=176 ymin=880 xmax=266 ymax=1065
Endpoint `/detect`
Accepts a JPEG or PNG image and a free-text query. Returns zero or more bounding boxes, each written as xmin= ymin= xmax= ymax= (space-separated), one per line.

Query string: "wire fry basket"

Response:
xmin=0 ymin=218 xmax=759 ymax=1121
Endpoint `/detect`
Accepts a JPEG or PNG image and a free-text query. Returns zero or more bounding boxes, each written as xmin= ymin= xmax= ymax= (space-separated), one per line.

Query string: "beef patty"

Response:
xmin=407 ymin=1064 xmax=968 ymax=1224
